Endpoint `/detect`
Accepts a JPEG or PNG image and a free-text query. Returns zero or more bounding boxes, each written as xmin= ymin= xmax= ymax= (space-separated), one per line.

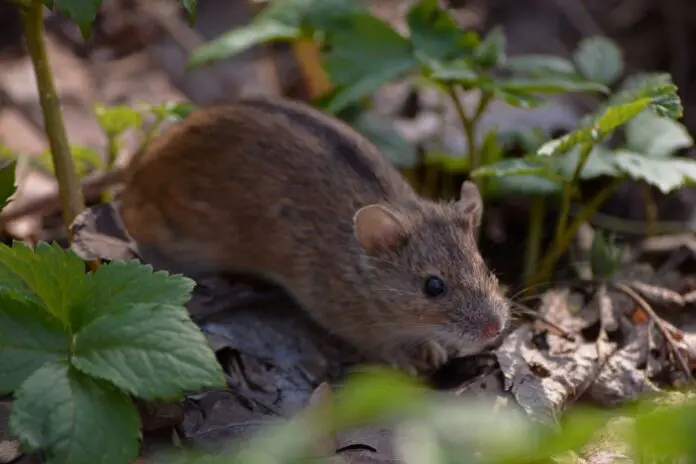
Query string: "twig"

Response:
xmin=510 ymin=301 xmax=576 ymax=342
xmin=0 ymin=168 xmax=124 ymax=228
xmin=610 ymin=281 xmax=692 ymax=381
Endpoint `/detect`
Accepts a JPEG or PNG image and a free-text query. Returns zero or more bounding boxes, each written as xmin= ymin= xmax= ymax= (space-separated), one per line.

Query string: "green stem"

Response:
xmin=20 ymin=1 xmax=98 ymax=270
xmin=639 ymin=182 xmax=658 ymax=237
xmin=20 ymin=2 xmax=84 ymax=230
xmin=531 ymin=177 xmax=624 ymax=289
xmin=554 ymin=142 xmax=594 ymax=246
xmin=523 ymin=195 xmax=545 ymax=288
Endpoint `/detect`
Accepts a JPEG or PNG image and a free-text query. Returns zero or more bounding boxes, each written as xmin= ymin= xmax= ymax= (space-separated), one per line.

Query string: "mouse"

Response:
xmin=117 ymin=96 xmax=510 ymax=376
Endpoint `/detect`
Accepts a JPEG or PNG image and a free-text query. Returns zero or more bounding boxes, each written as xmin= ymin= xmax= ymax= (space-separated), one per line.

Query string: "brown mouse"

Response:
xmin=117 ymin=97 xmax=510 ymax=375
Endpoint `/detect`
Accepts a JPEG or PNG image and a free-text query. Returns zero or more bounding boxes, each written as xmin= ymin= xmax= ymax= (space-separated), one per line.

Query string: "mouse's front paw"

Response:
xmin=383 ymin=340 xmax=450 ymax=377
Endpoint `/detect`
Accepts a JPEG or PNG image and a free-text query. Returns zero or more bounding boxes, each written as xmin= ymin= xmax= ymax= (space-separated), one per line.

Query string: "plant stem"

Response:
xmin=447 ymin=87 xmax=493 ymax=183
xmin=639 ymin=182 xmax=658 ymax=237
xmin=20 ymin=1 xmax=98 ymax=271
xmin=530 ymin=177 xmax=624 ymax=289
xmin=554 ymin=142 xmax=593 ymax=246
xmin=20 ymin=2 xmax=85 ymax=230
xmin=523 ymin=195 xmax=545 ymax=288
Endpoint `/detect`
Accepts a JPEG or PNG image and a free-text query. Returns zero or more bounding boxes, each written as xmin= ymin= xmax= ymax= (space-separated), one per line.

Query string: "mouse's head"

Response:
xmin=353 ymin=181 xmax=509 ymax=357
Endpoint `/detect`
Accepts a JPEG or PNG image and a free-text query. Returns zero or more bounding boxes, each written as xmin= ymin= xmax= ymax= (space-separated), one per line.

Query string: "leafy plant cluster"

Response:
xmin=160 ymin=368 xmax=696 ymax=464
xmin=0 ymin=101 xmax=193 ymax=181
xmin=189 ymin=0 xmax=695 ymax=289
xmin=1 ymin=2 xmax=223 ymax=464
xmin=1 ymin=0 xmax=695 ymax=463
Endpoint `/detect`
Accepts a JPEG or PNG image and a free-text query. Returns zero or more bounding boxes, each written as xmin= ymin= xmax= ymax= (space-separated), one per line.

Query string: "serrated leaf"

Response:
xmin=612 ymin=151 xmax=696 ymax=194
xmin=177 ymin=0 xmax=197 ymax=26
xmin=0 ymin=293 xmax=71 ymax=394
xmin=407 ymin=0 xmax=479 ymax=60
xmin=493 ymin=77 xmax=609 ymax=94
xmin=9 ymin=361 xmax=139 ymax=464
xmin=0 ymin=242 xmax=86 ymax=327
xmin=72 ymin=303 xmax=226 ymax=400
xmin=33 ymin=145 xmax=104 ymax=177
xmin=94 ymin=104 xmax=143 ymax=136
xmin=321 ymin=13 xmax=418 ymax=111
xmin=73 ymin=260 xmax=195 ymax=331
xmin=474 ymin=26 xmax=505 ymax=68
xmin=572 ymin=36 xmax=623 ymax=85
xmin=0 ymin=160 xmax=17 ymax=211
xmin=538 ymin=77 xmax=682 ymax=156
xmin=43 ymin=0 xmax=102 ymax=39
xmin=503 ymin=54 xmax=577 ymax=76
xmin=625 ymin=110 xmax=693 ymax=158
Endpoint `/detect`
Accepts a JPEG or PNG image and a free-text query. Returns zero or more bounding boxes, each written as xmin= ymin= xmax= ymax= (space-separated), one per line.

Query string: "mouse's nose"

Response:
xmin=481 ymin=319 xmax=502 ymax=338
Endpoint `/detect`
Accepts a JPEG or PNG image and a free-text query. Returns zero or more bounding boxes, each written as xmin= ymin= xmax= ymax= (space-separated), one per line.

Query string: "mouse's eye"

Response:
xmin=424 ymin=275 xmax=446 ymax=297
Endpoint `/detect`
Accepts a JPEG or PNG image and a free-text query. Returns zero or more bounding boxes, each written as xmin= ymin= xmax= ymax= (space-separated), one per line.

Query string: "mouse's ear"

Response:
xmin=353 ymin=204 xmax=408 ymax=255
xmin=457 ymin=181 xmax=483 ymax=226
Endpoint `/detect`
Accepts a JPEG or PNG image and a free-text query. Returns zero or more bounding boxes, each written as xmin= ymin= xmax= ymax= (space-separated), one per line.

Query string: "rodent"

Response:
xmin=117 ymin=97 xmax=510 ymax=375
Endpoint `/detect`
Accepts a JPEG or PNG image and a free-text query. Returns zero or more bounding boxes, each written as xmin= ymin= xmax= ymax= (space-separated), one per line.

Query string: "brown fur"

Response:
xmin=118 ymin=97 xmax=509 ymax=375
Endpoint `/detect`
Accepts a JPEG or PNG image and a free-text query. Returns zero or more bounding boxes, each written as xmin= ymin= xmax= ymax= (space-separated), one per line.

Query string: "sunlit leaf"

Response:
xmin=538 ymin=78 xmax=681 ymax=156
xmin=612 ymin=151 xmax=696 ymax=194
xmin=625 ymin=110 xmax=693 ymax=158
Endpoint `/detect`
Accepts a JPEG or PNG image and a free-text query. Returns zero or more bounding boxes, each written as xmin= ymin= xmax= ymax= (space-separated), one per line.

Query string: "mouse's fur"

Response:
xmin=118 ymin=97 xmax=509 ymax=375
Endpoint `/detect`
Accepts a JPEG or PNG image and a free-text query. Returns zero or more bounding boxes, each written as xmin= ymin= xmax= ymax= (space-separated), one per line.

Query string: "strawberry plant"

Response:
xmin=1 ymin=2 xmax=226 ymax=464
xmin=188 ymin=0 xmax=609 ymax=179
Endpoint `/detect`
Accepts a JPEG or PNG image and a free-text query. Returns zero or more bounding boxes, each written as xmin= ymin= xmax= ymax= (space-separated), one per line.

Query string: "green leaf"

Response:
xmin=494 ymin=89 xmax=545 ymax=109
xmin=590 ymin=232 xmax=622 ymax=279
xmin=321 ymin=13 xmax=418 ymax=111
xmin=188 ymin=0 xmax=312 ymax=68
xmin=9 ymin=361 xmax=139 ymax=464
xmin=486 ymin=174 xmax=563 ymax=196
xmin=424 ymin=151 xmax=469 ymax=174
xmin=474 ymin=26 xmax=505 ymax=68
xmin=428 ymin=59 xmax=479 ymax=85
xmin=572 ymin=36 xmax=624 ymax=85
xmin=471 ymin=157 xmax=552 ymax=178
xmin=612 ymin=151 xmax=696 ymax=194
xmin=0 ymin=160 xmax=17 ymax=211
xmin=43 ymin=0 xmax=102 ymax=39
xmin=150 ymin=101 xmax=197 ymax=121
xmin=503 ymin=54 xmax=577 ymax=76
xmin=538 ymin=79 xmax=681 ymax=156
xmin=73 ymin=260 xmax=195 ymax=331
xmin=350 ymin=111 xmax=418 ymax=168
xmin=0 ymin=293 xmax=71 ymax=394
xmin=177 ymin=0 xmax=197 ymax=26
xmin=72 ymin=302 xmax=226 ymax=400
xmin=492 ymin=77 xmax=609 ymax=94
xmin=407 ymin=0 xmax=479 ymax=60
xmin=625 ymin=110 xmax=693 ymax=158
xmin=33 ymin=145 xmax=104 ymax=177
xmin=554 ymin=145 xmax=621 ymax=180
xmin=0 ymin=242 xmax=86 ymax=327
xmin=94 ymin=104 xmax=143 ymax=136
